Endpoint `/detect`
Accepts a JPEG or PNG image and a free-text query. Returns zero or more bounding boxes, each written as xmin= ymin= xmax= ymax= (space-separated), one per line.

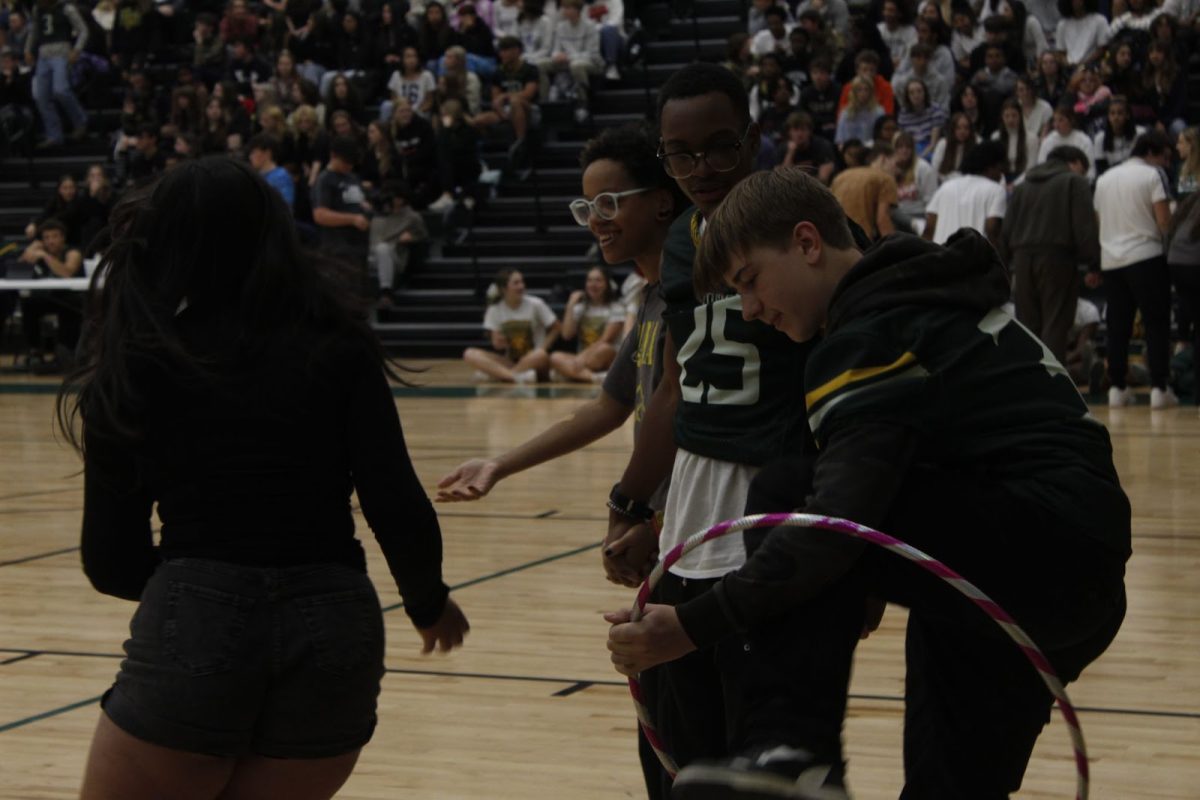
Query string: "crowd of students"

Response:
xmin=1 ymin=0 xmax=633 ymax=311
xmin=728 ymin=0 xmax=1198 ymax=206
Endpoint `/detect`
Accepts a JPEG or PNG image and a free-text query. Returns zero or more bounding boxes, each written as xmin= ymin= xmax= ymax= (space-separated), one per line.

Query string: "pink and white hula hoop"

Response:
xmin=628 ymin=512 xmax=1089 ymax=800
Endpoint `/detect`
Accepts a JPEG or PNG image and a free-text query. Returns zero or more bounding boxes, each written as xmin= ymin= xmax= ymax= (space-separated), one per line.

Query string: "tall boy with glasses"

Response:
xmin=601 ymin=63 xmax=868 ymax=797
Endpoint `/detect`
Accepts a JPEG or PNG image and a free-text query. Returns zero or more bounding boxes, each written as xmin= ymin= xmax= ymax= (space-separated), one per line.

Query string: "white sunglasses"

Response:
xmin=569 ymin=188 xmax=651 ymax=226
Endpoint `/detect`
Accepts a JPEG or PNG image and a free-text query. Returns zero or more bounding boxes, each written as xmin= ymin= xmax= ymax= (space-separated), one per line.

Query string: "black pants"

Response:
xmin=20 ymin=292 xmax=82 ymax=353
xmin=1104 ymin=256 xmax=1172 ymax=390
xmin=733 ymin=456 xmax=1127 ymax=798
xmin=637 ymin=573 xmax=753 ymax=799
xmin=1011 ymin=251 xmax=1079 ymax=366
xmin=1170 ymin=262 xmax=1200 ymax=382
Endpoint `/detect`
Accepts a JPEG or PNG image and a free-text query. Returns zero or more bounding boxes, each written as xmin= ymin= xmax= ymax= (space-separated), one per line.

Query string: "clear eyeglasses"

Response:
xmin=656 ymin=123 xmax=754 ymax=179
xmin=569 ymin=188 xmax=652 ymax=226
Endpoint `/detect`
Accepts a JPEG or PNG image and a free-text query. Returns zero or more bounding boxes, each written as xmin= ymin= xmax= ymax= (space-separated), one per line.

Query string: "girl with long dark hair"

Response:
xmin=930 ymin=110 xmax=979 ymax=182
xmin=1093 ymin=96 xmax=1143 ymax=175
xmin=992 ymin=98 xmax=1036 ymax=182
xmin=1142 ymin=41 xmax=1187 ymax=136
xmin=60 ymin=156 xmax=469 ymax=800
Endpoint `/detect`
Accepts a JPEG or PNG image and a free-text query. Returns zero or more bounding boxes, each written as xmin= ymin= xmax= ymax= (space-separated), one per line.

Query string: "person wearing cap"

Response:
xmin=473 ymin=36 xmax=540 ymax=169
xmin=313 ymin=135 xmax=372 ymax=268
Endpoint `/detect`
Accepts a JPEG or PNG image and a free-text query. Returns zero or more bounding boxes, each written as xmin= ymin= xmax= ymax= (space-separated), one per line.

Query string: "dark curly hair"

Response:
xmin=579 ymin=121 xmax=688 ymax=214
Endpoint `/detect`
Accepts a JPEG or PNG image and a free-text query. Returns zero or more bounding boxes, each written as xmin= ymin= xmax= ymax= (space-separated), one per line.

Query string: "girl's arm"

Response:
xmin=436 ymin=390 xmax=633 ymax=502
xmin=560 ymin=292 xmax=583 ymax=339
xmin=489 ymin=327 xmax=508 ymax=352
xmin=80 ymin=428 xmax=158 ymax=601
xmin=541 ymin=320 xmax=562 ymax=352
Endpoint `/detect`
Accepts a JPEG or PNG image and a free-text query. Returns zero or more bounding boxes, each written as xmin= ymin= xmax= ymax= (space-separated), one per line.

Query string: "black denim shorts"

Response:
xmin=102 ymin=558 xmax=386 ymax=758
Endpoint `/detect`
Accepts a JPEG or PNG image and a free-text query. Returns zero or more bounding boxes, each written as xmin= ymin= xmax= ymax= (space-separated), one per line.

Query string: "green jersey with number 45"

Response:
xmin=660 ymin=208 xmax=815 ymax=466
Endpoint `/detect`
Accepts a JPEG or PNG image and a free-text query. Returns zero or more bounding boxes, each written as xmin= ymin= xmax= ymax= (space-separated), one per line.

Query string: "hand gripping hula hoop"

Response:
xmin=627 ymin=512 xmax=1089 ymax=800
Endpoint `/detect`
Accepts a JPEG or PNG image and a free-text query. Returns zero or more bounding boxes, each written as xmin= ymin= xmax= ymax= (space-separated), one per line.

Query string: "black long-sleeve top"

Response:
xmin=80 ymin=316 xmax=449 ymax=628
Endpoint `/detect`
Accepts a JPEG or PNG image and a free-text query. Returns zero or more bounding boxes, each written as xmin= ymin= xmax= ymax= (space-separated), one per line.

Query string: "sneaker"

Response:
xmin=427 ymin=194 xmax=455 ymax=213
xmin=573 ymin=106 xmax=590 ymax=124
xmin=673 ymin=745 xmax=848 ymax=800
xmin=514 ymin=369 xmax=537 ymax=384
xmin=507 ymin=136 xmax=527 ymax=167
xmin=1150 ymin=386 xmax=1179 ymax=409
xmin=604 ymin=64 xmax=621 ymax=81
xmin=1108 ymin=386 xmax=1133 ymax=408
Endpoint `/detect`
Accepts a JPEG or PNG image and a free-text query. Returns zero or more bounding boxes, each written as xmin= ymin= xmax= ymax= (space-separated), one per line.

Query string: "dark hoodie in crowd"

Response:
xmin=677 ymin=230 xmax=1131 ymax=647
xmin=999 ymin=159 xmax=1099 ymax=266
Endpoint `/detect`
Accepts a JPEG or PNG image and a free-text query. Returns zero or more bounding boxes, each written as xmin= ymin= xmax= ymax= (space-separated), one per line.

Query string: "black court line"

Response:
xmin=0 ymin=541 xmax=604 ymax=734
xmin=0 ymin=506 xmax=83 ymax=515
xmin=0 ymin=487 xmax=77 ymax=503
xmin=385 ymin=666 xmax=620 ymax=691
xmin=436 ymin=509 xmax=606 ymax=523
xmin=0 ymin=652 xmax=39 ymax=666
xmin=0 ymin=695 xmax=105 ymax=734
xmin=0 ymin=648 xmax=120 ymax=661
xmin=3 ymin=645 xmax=1199 ymax=727
xmin=379 ymin=540 xmax=600 ymax=613
xmin=0 ymin=545 xmax=81 ymax=568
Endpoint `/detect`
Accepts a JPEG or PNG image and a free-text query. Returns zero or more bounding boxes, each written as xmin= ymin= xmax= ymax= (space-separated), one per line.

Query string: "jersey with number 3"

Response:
xmin=660 ymin=208 xmax=814 ymax=465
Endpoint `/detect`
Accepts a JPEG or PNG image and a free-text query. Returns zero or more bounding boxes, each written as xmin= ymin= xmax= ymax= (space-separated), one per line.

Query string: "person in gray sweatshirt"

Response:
xmin=538 ymin=0 xmax=601 ymax=122
xmin=999 ymin=144 xmax=1099 ymax=365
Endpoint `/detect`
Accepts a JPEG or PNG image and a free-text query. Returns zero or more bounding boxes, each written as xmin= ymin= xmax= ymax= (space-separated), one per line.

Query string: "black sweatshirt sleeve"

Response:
xmin=347 ymin=356 xmax=449 ymax=629
xmin=80 ymin=428 xmax=158 ymax=601
xmin=675 ymin=421 xmax=919 ymax=649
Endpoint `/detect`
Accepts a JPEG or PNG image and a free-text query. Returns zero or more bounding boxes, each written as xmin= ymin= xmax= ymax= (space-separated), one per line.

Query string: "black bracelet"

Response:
xmin=607 ymin=482 xmax=655 ymax=522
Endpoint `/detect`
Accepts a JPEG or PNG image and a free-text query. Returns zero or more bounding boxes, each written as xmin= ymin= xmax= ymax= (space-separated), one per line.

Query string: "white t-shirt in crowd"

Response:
xmin=1055 ymin=13 xmax=1110 ymax=65
xmin=877 ymin=22 xmax=917 ymax=64
xmin=926 ymin=174 xmax=1007 ymax=245
xmin=1022 ymin=97 xmax=1054 ymax=141
xmin=1094 ymin=157 xmax=1170 ymax=270
xmin=1038 ymin=129 xmax=1095 ymax=179
xmin=750 ymin=25 xmax=794 ymax=57
xmin=896 ymin=157 xmax=939 ymax=218
xmin=570 ymin=300 xmax=625 ymax=349
xmin=1093 ymin=125 xmax=1146 ymax=170
xmin=387 ymin=70 xmax=436 ymax=113
xmin=483 ymin=295 xmax=558 ymax=359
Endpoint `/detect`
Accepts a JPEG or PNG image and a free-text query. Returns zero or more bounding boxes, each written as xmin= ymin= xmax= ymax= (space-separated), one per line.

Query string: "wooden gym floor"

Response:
xmin=1 ymin=361 xmax=1197 ymax=798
